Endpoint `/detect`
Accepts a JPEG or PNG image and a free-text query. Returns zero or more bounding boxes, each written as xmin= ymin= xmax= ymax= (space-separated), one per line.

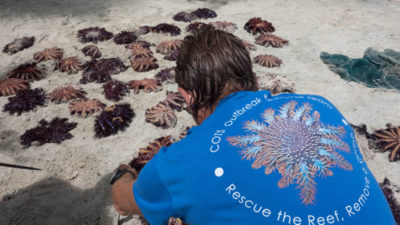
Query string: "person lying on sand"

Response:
xmin=111 ymin=26 xmax=396 ymax=225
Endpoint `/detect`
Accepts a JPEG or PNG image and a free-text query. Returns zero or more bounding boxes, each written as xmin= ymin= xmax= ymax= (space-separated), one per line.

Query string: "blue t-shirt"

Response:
xmin=133 ymin=90 xmax=396 ymax=225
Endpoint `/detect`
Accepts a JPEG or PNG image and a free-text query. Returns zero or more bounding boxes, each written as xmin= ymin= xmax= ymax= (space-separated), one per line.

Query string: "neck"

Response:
xmin=195 ymin=107 xmax=213 ymax=125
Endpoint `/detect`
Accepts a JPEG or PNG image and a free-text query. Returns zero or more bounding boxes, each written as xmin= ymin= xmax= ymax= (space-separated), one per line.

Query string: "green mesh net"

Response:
xmin=320 ymin=48 xmax=400 ymax=90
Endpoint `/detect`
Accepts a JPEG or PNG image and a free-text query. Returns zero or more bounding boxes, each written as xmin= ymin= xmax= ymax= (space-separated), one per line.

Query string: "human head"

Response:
xmin=175 ymin=25 xmax=257 ymax=122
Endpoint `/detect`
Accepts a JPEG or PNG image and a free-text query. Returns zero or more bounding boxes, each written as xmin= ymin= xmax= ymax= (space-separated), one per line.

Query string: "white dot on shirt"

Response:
xmin=342 ymin=119 xmax=348 ymax=125
xmin=215 ymin=167 xmax=224 ymax=177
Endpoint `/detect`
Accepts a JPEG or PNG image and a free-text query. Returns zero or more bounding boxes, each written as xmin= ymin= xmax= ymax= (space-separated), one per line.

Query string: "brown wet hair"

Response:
xmin=175 ymin=25 xmax=257 ymax=117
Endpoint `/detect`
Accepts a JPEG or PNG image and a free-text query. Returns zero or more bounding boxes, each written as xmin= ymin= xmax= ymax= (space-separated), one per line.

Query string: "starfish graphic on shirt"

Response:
xmin=227 ymin=101 xmax=353 ymax=205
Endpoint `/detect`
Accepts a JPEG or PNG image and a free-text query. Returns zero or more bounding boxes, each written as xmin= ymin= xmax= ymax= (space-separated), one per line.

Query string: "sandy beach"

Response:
xmin=0 ymin=0 xmax=399 ymax=224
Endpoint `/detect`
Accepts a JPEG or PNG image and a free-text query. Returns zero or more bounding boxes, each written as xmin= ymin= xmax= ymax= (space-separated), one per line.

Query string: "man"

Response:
xmin=111 ymin=26 xmax=396 ymax=225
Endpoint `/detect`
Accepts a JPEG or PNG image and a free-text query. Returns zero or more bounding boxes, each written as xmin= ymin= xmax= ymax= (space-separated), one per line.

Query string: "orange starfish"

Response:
xmin=373 ymin=125 xmax=400 ymax=162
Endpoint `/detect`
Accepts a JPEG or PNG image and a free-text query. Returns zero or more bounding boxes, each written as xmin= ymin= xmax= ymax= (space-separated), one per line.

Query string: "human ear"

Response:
xmin=178 ymin=87 xmax=193 ymax=107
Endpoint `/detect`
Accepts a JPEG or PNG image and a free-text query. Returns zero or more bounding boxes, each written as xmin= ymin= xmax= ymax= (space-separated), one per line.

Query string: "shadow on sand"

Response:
xmin=0 ymin=173 xmax=116 ymax=225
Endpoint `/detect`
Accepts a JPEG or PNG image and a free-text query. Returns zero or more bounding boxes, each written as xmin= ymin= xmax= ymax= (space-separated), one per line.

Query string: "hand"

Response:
xmin=111 ymin=164 xmax=139 ymax=216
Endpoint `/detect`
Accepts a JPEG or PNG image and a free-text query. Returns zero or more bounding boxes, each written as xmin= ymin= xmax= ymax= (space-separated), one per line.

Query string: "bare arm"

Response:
xmin=111 ymin=164 xmax=142 ymax=216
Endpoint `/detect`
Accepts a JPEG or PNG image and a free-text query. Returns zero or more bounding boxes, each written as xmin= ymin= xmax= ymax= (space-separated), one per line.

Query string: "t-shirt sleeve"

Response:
xmin=133 ymin=154 xmax=174 ymax=225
